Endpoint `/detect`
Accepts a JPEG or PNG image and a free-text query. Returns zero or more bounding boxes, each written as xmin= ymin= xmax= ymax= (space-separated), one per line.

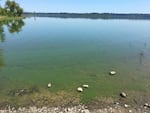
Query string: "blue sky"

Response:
xmin=0 ymin=0 xmax=150 ymax=13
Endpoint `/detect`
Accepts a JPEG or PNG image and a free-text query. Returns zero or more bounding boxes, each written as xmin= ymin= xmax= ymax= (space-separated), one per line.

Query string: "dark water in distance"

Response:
xmin=0 ymin=17 xmax=150 ymax=102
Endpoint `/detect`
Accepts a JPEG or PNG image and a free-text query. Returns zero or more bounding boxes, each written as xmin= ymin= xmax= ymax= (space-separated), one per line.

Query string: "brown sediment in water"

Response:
xmin=0 ymin=90 xmax=80 ymax=109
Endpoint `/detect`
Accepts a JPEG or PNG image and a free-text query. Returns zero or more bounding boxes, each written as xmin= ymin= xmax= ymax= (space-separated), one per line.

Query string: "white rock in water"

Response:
xmin=109 ymin=71 xmax=116 ymax=75
xmin=82 ymin=85 xmax=89 ymax=88
xmin=77 ymin=87 xmax=83 ymax=92
xmin=47 ymin=83 xmax=52 ymax=88
xmin=120 ymin=92 xmax=127 ymax=98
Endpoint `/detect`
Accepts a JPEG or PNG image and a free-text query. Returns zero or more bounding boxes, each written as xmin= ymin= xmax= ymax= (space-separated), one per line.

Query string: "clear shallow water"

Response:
xmin=0 ymin=18 xmax=150 ymax=102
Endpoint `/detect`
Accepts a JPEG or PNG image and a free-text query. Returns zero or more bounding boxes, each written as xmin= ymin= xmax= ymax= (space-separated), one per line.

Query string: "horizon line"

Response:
xmin=24 ymin=12 xmax=150 ymax=14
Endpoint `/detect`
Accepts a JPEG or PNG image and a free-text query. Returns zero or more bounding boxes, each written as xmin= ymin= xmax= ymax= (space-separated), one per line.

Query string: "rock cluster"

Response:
xmin=0 ymin=105 xmax=90 ymax=113
xmin=77 ymin=84 xmax=89 ymax=92
xmin=144 ymin=103 xmax=150 ymax=109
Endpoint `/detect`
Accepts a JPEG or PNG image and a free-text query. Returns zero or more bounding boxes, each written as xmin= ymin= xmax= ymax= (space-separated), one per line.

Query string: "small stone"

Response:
xmin=104 ymin=108 xmax=107 ymax=111
xmin=109 ymin=71 xmax=116 ymax=75
xmin=84 ymin=106 xmax=88 ymax=109
xmin=47 ymin=83 xmax=52 ymax=88
xmin=120 ymin=92 xmax=127 ymax=98
xmin=144 ymin=103 xmax=149 ymax=107
xmin=129 ymin=110 xmax=132 ymax=113
xmin=82 ymin=85 xmax=89 ymax=88
xmin=12 ymin=107 xmax=15 ymax=111
xmin=66 ymin=108 xmax=71 ymax=112
xmin=124 ymin=104 xmax=129 ymax=108
xmin=109 ymin=107 xmax=113 ymax=110
xmin=18 ymin=107 xmax=22 ymax=111
xmin=114 ymin=102 xmax=119 ymax=105
xmin=81 ymin=109 xmax=90 ymax=113
xmin=77 ymin=87 xmax=83 ymax=92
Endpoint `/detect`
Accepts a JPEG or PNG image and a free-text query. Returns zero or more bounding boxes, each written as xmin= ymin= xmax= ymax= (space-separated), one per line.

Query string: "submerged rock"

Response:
xmin=47 ymin=83 xmax=52 ymax=88
xmin=109 ymin=71 xmax=116 ymax=75
xmin=77 ymin=87 xmax=83 ymax=92
xmin=82 ymin=85 xmax=89 ymax=88
xmin=8 ymin=87 xmax=38 ymax=97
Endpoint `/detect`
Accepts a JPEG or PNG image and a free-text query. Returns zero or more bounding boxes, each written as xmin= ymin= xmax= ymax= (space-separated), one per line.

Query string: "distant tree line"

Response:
xmin=0 ymin=0 xmax=23 ymax=17
xmin=24 ymin=12 xmax=150 ymax=20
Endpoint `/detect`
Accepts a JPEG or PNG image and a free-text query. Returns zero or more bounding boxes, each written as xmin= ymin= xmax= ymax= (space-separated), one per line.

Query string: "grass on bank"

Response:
xmin=0 ymin=16 xmax=25 ymax=21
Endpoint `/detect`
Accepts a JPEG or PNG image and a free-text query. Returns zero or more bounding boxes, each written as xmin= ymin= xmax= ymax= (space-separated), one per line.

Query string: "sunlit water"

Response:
xmin=0 ymin=18 xmax=150 ymax=102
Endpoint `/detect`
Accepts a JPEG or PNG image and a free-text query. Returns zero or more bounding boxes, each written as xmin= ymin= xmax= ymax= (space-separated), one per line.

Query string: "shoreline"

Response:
xmin=23 ymin=12 xmax=150 ymax=20
xmin=0 ymin=103 xmax=149 ymax=113
xmin=0 ymin=91 xmax=149 ymax=113
xmin=0 ymin=86 xmax=150 ymax=112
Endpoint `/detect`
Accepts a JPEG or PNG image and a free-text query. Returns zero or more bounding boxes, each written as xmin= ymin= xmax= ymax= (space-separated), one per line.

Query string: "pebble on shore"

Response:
xmin=144 ymin=103 xmax=149 ymax=107
xmin=124 ymin=104 xmax=129 ymax=108
xmin=120 ymin=92 xmax=127 ymax=98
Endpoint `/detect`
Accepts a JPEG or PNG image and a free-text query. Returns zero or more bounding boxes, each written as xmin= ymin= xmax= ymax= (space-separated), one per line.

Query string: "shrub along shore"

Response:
xmin=0 ymin=0 xmax=24 ymax=20
xmin=0 ymin=16 xmax=25 ymax=21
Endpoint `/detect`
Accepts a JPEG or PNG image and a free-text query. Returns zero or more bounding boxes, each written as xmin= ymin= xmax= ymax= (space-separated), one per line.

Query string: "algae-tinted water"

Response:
xmin=0 ymin=18 xmax=150 ymax=103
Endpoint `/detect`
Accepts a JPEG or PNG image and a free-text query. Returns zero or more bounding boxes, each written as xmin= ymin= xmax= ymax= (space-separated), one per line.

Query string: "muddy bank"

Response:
xmin=0 ymin=93 xmax=150 ymax=113
xmin=0 ymin=88 xmax=150 ymax=112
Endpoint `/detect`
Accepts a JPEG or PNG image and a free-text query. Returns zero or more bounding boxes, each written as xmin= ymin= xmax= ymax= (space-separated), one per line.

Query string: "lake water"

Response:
xmin=0 ymin=18 xmax=150 ymax=103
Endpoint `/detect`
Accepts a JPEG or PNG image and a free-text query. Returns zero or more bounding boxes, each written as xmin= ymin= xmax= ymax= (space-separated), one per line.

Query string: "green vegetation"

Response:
xmin=0 ymin=0 xmax=24 ymax=18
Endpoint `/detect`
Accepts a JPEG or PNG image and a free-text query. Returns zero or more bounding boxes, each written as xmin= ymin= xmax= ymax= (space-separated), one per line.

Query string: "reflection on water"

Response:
xmin=0 ymin=19 xmax=25 ymax=42
xmin=0 ymin=22 xmax=5 ymax=42
xmin=0 ymin=19 xmax=25 ymax=68
xmin=7 ymin=19 xmax=25 ymax=33
xmin=139 ymin=51 xmax=144 ymax=65
xmin=0 ymin=49 xmax=4 ymax=68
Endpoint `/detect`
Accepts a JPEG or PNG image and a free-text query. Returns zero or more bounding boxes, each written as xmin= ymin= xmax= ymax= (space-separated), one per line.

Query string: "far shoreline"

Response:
xmin=23 ymin=12 xmax=150 ymax=20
